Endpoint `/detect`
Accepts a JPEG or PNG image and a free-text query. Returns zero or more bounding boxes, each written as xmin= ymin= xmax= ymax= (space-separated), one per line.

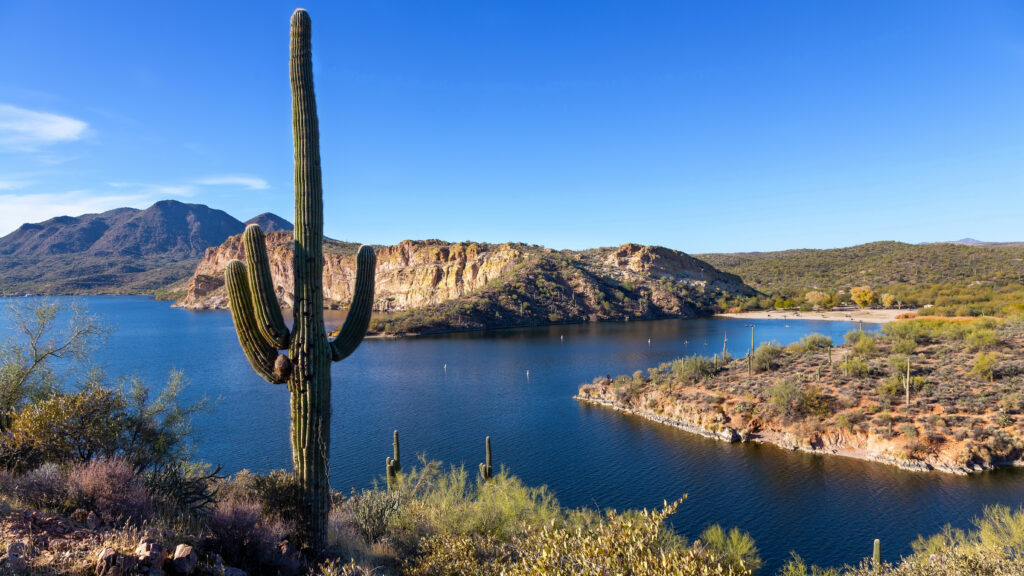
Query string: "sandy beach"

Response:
xmin=716 ymin=308 xmax=909 ymax=324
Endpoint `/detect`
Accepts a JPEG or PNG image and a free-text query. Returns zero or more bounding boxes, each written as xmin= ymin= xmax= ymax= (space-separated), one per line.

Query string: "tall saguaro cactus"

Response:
xmin=225 ymin=8 xmax=376 ymax=552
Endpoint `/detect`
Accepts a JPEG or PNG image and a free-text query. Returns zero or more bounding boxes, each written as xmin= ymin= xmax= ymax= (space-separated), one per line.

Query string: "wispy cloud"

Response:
xmin=0 ymin=191 xmax=151 ymax=236
xmin=0 ymin=104 xmax=88 ymax=152
xmin=0 ymin=180 xmax=31 ymax=191
xmin=195 ymin=175 xmax=270 ymax=190
xmin=107 ymin=182 xmax=196 ymax=197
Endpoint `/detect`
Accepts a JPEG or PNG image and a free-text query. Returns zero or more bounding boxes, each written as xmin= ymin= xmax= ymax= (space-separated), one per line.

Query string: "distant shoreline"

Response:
xmin=716 ymin=308 xmax=910 ymax=324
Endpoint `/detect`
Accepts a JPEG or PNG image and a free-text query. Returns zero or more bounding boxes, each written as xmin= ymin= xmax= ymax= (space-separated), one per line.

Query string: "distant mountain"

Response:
xmin=245 ymin=213 xmax=293 ymax=232
xmin=0 ymin=201 xmax=290 ymax=295
xmin=697 ymin=240 xmax=1024 ymax=293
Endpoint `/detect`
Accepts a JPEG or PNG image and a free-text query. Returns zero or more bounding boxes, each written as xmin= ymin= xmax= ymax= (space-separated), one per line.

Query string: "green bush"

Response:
xmin=970 ymin=353 xmax=997 ymax=381
xmin=853 ymin=336 xmax=878 ymax=357
xmin=698 ymin=524 xmax=762 ymax=574
xmin=671 ymin=356 xmax=719 ymax=383
xmin=753 ymin=342 xmax=784 ymax=372
xmin=351 ymin=488 xmax=402 ymax=544
xmin=2 ymin=371 xmax=201 ymax=471
xmin=840 ymin=356 xmax=871 ymax=378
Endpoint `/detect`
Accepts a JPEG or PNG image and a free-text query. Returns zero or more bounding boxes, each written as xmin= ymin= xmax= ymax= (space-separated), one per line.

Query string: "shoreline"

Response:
xmin=574 ymin=395 xmax=1022 ymax=476
xmin=716 ymin=308 xmax=910 ymax=324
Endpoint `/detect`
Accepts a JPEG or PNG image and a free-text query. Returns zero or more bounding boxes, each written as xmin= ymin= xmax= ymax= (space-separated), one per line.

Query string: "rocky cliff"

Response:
xmin=177 ymin=234 xmax=755 ymax=335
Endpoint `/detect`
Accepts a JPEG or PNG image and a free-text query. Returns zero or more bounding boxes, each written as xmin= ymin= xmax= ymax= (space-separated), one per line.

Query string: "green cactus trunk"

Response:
xmin=873 ymin=538 xmax=881 ymax=572
xmin=479 ymin=436 xmax=493 ymax=481
xmin=386 ymin=430 xmax=401 ymax=490
xmin=225 ymin=9 xmax=376 ymax=553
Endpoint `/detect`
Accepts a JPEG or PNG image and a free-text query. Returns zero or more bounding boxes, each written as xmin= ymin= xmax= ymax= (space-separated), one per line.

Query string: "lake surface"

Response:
xmin=4 ymin=296 xmax=1024 ymax=573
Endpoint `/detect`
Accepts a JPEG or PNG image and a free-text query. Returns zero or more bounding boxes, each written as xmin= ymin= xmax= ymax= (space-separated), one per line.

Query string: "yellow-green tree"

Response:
xmin=850 ymin=286 xmax=879 ymax=307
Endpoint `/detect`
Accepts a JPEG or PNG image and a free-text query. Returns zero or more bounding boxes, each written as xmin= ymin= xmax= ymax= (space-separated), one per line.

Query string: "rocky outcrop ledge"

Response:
xmin=574 ymin=388 xmax=1022 ymax=475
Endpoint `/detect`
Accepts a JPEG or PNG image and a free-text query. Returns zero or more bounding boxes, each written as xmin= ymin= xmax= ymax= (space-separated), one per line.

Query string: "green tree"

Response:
xmin=0 ymin=299 xmax=106 ymax=413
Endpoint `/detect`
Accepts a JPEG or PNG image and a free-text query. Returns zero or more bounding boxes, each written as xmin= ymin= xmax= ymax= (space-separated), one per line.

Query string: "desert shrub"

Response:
xmin=0 ymin=427 xmax=42 ymax=474
xmin=840 ymin=356 xmax=871 ymax=378
xmin=769 ymin=381 xmax=802 ymax=421
xmin=853 ymin=336 xmax=878 ymax=357
xmin=251 ymin=469 xmax=303 ymax=525
xmin=698 ymin=524 xmax=762 ymax=574
xmin=845 ymin=330 xmax=867 ymax=346
xmin=753 ymin=342 xmax=784 ymax=372
xmin=388 ymin=462 xmax=563 ymax=552
xmin=407 ymin=498 xmax=748 ymax=576
xmin=6 ymin=371 xmax=201 ymax=471
xmin=68 ymin=457 xmax=152 ymax=524
xmin=891 ymin=338 xmax=917 ymax=354
xmin=899 ymin=424 xmax=919 ymax=439
xmin=790 ymin=334 xmax=832 ymax=355
xmin=671 ymin=355 xmax=718 ymax=383
xmin=798 ymin=386 xmax=831 ymax=418
xmin=208 ymin=498 xmax=288 ymax=569
xmin=970 ymin=353 xmax=998 ymax=381
xmin=776 ymin=553 xmax=840 ymax=576
xmin=15 ymin=463 xmax=69 ymax=511
xmin=966 ymin=328 xmax=999 ymax=351
xmin=350 ymin=488 xmax=402 ymax=544
xmin=146 ymin=461 xmax=220 ymax=520
xmin=405 ymin=533 xmax=512 ymax=576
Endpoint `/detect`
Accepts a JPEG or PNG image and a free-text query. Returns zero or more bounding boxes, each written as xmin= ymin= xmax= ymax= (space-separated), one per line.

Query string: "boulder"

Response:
xmin=172 ymin=544 xmax=198 ymax=575
xmin=135 ymin=537 xmax=166 ymax=566
xmin=96 ymin=547 xmax=138 ymax=576
xmin=5 ymin=541 xmax=27 ymax=558
xmin=0 ymin=554 xmax=28 ymax=573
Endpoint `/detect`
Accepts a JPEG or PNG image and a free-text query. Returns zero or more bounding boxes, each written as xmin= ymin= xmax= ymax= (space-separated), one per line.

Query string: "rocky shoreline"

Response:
xmin=574 ymin=394 xmax=1023 ymax=476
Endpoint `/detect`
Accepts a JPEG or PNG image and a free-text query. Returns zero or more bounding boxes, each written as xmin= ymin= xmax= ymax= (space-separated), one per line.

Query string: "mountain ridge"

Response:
xmin=0 ymin=201 xmax=291 ymax=294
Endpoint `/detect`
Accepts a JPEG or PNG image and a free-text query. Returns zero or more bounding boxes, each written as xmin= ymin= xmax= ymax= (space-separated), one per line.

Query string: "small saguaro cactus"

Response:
xmin=225 ymin=8 xmax=376 ymax=552
xmin=873 ymin=538 xmax=881 ymax=572
xmin=385 ymin=430 xmax=401 ymax=490
xmin=479 ymin=436 xmax=493 ymax=481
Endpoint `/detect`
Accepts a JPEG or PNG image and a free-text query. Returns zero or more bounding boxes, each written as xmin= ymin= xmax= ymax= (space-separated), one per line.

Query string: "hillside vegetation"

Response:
xmin=699 ymin=241 xmax=1024 ymax=317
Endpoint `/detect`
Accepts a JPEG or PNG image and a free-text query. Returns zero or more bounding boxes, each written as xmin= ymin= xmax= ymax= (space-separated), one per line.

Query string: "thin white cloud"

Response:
xmin=0 ymin=191 xmax=151 ymax=236
xmin=105 ymin=182 xmax=196 ymax=197
xmin=0 ymin=180 xmax=31 ymax=191
xmin=0 ymin=104 xmax=88 ymax=152
xmin=195 ymin=175 xmax=270 ymax=190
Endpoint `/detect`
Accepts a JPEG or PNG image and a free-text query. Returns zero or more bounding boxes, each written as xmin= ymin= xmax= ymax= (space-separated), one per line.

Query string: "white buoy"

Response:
xmin=444 ymin=363 xmax=447 ymax=375
xmin=648 ymin=338 xmax=651 ymax=347
xmin=560 ymin=334 xmax=564 ymax=342
xmin=526 ymin=370 xmax=530 ymax=380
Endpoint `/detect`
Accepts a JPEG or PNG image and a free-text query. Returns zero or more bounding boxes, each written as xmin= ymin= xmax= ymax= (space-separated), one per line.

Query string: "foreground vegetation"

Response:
xmin=579 ymin=315 xmax=1024 ymax=473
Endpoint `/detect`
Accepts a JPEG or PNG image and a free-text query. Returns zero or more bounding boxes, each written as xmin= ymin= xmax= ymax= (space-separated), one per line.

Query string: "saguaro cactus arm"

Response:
xmin=225 ymin=260 xmax=292 ymax=384
xmin=331 ymin=245 xmax=376 ymax=361
xmin=243 ymin=224 xmax=290 ymax=349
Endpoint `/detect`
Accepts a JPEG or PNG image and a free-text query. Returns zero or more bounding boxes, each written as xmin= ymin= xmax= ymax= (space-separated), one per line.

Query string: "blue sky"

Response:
xmin=1 ymin=1 xmax=1023 ymax=252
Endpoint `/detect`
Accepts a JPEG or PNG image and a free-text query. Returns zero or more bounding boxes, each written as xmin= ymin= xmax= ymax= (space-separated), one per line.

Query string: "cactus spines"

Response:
xmin=386 ymin=430 xmax=401 ymax=490
xmin=873 ymin=538 xmax=881 ymax=572
xmin=224 ymin=8 xmax=376 ymax=552
xmin=479 ymin=436 xmax=493 ymax=481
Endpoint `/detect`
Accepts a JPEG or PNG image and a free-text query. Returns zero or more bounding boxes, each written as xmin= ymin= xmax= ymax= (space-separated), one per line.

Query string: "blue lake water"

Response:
xmin=3 ymin=295 xmax=1024 ymax=573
